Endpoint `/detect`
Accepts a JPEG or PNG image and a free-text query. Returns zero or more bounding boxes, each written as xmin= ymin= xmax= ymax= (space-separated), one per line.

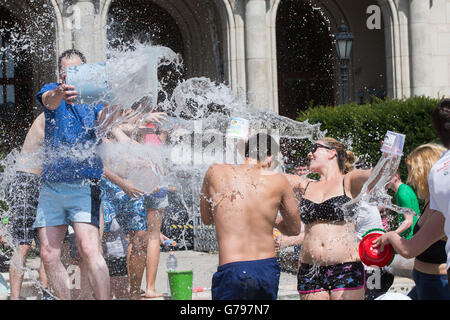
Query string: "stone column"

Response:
xmin=408 ymin=0 xmax=432 ymax=96
xmin=70 ymin=0 xmax=97 ymax=63
xmin=244 ymin=0 xmax=270 ymax=110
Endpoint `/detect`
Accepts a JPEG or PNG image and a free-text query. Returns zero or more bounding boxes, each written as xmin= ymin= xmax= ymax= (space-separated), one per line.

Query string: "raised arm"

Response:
xmin=41 ymin=84 xmax=78 ymax=110
xmin=110 ymin=126 xmax=138 ymax=145
xmin=348 ymin=152 xmax=401 ymax=199
xmin=103 ymin=166 xmax=145 ymax=199
xmin=346 ymin=168 xmax=374 ymax=198
xmin=392 ymin=189 xmax=418 ymax=236
xmin=96 ymin=105 xmax=130 ymax=136
xmin=275 ymin=176 xmax=301 ymax=236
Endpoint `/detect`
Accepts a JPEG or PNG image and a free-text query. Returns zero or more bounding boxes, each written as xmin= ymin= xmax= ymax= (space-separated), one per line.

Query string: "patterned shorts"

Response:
xmin=297 ymin=261 xmax=365 ymax=294
xmin=100 ymin=179 xmax=147 ymax=233
xmin=7 ymin=172 xmax=42 ymax=245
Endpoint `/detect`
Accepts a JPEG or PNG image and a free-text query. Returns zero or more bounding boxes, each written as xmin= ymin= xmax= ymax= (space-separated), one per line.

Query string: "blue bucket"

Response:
xmin=66 ymin=62 xmax=114 ymax=104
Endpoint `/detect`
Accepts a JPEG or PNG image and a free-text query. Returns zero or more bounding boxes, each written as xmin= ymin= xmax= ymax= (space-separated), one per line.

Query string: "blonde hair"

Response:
xmin=321 ymin=137 xmax=356 ymax=174
xmin=406 ymin=143 xmax=446 ymax=200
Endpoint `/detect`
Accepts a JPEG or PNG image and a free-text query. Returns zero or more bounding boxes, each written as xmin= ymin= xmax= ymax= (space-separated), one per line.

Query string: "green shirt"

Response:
xmin=394 ymin=184 xmax=420 ymax=239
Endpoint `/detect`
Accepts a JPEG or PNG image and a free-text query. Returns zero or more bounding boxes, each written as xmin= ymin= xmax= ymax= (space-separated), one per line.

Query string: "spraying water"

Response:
xmin=0 ymin=34 xmax=411 ymax=299
xmin=343 ymin=131 xmax=419 ymax=221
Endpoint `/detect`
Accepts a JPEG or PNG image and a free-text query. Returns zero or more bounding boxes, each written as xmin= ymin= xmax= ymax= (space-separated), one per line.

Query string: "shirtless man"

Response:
xmin=7 ymin=113 xmax=50 ymax=299
xmin=200 ymin=133 xmax=301 ymax=300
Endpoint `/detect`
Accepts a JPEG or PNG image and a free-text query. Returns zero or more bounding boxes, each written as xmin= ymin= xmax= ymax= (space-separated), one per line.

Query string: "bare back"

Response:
xmin=201 ymin=163 xmax=300 ymax=266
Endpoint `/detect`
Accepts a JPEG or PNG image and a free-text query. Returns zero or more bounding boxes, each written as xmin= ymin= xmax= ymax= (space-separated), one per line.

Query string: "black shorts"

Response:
xmin=297 ymin=261 xmax=365 ymax=294
xmin=105 ymin=257 xmax=128 ymax=277
xmin=7 ymin=172 xmax=42 ymax=245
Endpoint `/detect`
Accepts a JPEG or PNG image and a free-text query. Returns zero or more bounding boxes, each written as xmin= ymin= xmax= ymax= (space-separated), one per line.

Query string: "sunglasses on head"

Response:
xmin=310 ymin=143 xmax=334 ymax=153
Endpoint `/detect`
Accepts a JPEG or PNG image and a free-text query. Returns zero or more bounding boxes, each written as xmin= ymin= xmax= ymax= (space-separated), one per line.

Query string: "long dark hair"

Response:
xmin=431 ymin=99 xmax=450 ymax=148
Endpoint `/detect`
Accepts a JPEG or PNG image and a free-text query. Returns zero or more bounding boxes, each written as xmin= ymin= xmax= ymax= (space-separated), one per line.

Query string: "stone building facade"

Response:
xmin=1 ymin=0 xmax=449 ymax=146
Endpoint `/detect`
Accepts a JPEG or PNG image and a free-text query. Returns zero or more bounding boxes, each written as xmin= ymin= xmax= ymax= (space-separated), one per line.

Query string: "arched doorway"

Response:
xmin=107 ymin=0 xmax=184 ymax=55
xmin=276 ymin=0 xmax=335 ymax=120
xmin=0 ymin=6 xmax=34 ymax=151
xmin=106 ymin=0 xmax=185 ymax=103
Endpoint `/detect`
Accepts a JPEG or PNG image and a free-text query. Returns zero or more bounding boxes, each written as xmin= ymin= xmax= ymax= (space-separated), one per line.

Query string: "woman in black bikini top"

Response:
xmin=299 ymin=178 xmax=355 ymax=224
xmin=294 ymin=137 xmax=378 ymax=301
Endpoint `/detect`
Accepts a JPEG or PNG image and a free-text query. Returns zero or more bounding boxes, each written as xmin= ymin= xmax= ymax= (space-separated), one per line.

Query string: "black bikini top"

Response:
xmin=413 ymin=208 xmax=447 ymax=264
xmin=299 ymin=179 xmax=354 ymax=225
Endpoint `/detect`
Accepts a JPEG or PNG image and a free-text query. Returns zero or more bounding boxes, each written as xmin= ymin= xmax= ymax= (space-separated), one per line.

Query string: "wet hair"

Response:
xmin=406 ymin=143 xmax=446 ymax=200
xmin=245 ymin=133 xmax=279 ymax=162
xmin=58 ymin=49 xmax=86 ymax=71
xmin=431 ymin=99 xmax=450 ymax=148
xmin=321 ymin=137 xmax=355 ymax=174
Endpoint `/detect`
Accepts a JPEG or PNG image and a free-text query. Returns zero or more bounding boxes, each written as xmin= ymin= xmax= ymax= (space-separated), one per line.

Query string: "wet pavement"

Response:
xmin=0 ymin=249 xmax=414 ymax=300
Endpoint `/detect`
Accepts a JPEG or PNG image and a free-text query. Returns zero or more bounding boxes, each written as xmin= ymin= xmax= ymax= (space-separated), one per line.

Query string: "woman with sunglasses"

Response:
xmin=285 ymin=137 xmax=376 ymax=300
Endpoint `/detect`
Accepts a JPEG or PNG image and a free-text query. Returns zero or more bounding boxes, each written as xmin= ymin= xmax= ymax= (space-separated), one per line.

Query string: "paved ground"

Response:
xmin=0 ymin=249 xmax=414 ymax=300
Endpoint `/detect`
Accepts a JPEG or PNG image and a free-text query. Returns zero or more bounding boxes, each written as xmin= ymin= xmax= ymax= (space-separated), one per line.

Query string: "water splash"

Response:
xmin=0 ymin=33 xmax=326 ymax=298
xmin=343 ymin=152 xmax=419 ymax=223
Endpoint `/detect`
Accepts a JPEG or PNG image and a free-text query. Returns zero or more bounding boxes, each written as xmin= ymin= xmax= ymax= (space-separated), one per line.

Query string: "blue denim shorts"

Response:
xmin=408 ymin=268 xmax=450 ymax=300
xmin=34 ymin=179 xmax=101 ymax=228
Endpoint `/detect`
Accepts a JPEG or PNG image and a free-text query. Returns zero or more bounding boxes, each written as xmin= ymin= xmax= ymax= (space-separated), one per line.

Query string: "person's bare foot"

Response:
xmin=143 ymin=289 xmax=166 ymax=299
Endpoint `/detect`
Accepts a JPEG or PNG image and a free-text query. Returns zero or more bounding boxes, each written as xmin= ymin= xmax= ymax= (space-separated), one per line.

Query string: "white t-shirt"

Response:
xmin=355 ymin=202 xmax=383 ymax=241
xmin=428 ymin=150 xmax=450 ymax=269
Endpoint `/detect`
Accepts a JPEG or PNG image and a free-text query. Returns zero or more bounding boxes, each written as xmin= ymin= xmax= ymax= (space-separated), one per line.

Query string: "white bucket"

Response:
xmin=381 ymin=131 xmax=405 ymax=155
xmin=226 ymin=117 xmax=250 ymax=140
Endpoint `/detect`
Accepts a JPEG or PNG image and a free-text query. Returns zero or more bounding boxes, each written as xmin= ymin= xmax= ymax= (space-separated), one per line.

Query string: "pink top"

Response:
xmin=145 ymin=123 xmax=162 ymax=146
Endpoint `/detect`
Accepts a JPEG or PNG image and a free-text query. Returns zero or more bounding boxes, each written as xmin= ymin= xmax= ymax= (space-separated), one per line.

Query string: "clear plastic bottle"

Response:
xmin=166 ymin=251 xmax=178 ymax=270
xmin=166 ymin=251 xmax=178 ymax=297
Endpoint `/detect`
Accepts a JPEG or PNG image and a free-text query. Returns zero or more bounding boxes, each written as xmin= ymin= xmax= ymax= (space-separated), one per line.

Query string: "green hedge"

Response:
xmin=296 ymin=96 xmax=442 ymax=180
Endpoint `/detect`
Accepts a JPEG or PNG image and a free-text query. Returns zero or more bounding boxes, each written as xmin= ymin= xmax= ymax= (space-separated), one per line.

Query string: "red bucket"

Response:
xmin=359 ymin=228 xmax=395 ymax=268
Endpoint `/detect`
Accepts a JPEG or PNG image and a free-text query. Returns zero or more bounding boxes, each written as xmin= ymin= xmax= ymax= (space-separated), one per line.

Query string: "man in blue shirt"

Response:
xmin=33 ymin=49 xmax=111 ymax=300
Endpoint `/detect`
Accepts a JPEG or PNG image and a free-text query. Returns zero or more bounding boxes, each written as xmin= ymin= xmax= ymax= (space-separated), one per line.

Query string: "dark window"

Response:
xmin=0 ymin=7 xmax=33 ymax=151
xmin=107 ymin=0 xmax=185 ymax=104
xmin=276 ymin=0 xmax=334 ymax=120
xmin=107 ymin=0 xmax=184 ymax=55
